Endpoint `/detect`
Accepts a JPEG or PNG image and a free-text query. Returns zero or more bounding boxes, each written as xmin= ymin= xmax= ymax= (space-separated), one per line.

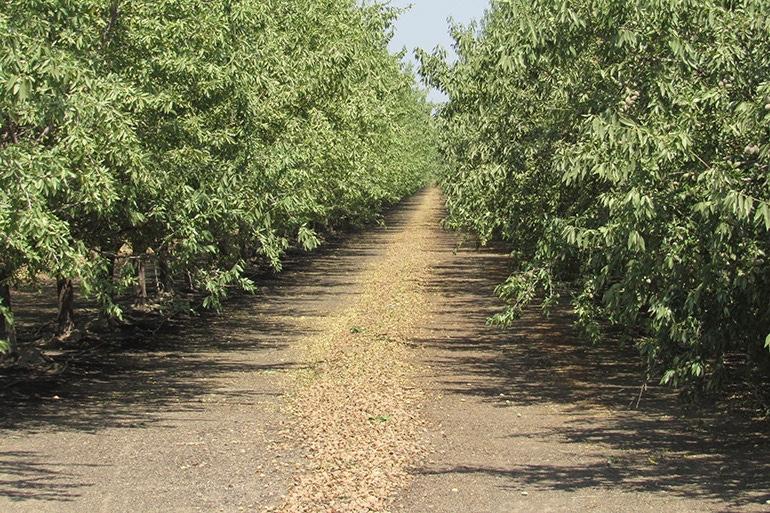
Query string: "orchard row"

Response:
xmin=1 ymin=0 xmax=439 ymax=353
xmin=424 ymin=0 xmax=770 ymax=392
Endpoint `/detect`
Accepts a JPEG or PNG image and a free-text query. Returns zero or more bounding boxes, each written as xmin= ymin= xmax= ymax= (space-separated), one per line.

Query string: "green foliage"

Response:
xmin=1 ymin=0 xmax=439 ymax=346
xmin=0 ymin=296 xmax=12 ymax=352
xmin=424 ymin=0 xmax=770 ymax=393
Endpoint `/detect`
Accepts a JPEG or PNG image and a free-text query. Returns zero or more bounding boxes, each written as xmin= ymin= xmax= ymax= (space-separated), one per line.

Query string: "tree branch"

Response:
xmin=101 ymin=1 xmax=121 ymax=48
xmin=6 ymin=115 xmax=18 ymax=144
xmin=690 ymin=150 xmax=712 ymax=170
xmin=34 ymin=125 xmax=50 ymax=145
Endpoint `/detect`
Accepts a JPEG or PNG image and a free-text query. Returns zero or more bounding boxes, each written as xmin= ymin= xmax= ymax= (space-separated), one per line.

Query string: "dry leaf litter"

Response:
xmin=269 ymin=189 xmax=444 ymax=512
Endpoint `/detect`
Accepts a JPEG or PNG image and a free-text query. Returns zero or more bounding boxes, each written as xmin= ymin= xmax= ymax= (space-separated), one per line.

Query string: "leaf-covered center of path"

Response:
xmin=274 ymin=188 xmax=444 ymax=513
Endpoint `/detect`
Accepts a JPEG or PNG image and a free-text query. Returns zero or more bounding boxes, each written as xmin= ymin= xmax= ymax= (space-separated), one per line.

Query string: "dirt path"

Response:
xmin=1 ymin=188 xmax=769 ymax=512
xmin=388 ymin=198 xmax=770 ymax=513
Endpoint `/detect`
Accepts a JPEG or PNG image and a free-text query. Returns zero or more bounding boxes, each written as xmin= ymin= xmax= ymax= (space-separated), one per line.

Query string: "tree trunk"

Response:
xmin=0 ymin=280 xmax=18 ymax=357
xmin=158 ymin=257 xmax=174 ymax=294
xmin=56 ymin=277 xmax=75 ymax=337
xmin=135 ymin=257 xmax=147 ymax=304
xmin=186 ymin=270 xmax=195 ymax=292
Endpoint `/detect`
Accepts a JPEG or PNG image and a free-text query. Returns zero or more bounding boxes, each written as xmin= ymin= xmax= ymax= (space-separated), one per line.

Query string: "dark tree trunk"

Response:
xmin=135 ymin=257 xmax=147 ymax=304
xmin=240 ymin=241 xmax=253 ymax=261
xmin=158 ymin=257 xmax=174 ymax=294
xmin=0 ymin=279 xmax=18 ymax=357
xmin=153 ymin=259 xmax=160 ymax=295
xmin=101 ymin=1 xmax=121 ymax=47
xmin=56 ymin=277 xmax=75 ymax=337
xmin=108 ymin=255 xmax=116 ymax=281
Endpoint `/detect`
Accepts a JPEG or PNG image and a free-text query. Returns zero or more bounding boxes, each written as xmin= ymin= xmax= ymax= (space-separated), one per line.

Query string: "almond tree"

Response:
xmin=1 ymin=0 xmax=439 ymax=353
xmin=425 ymin=0 xmax=770 ymax=393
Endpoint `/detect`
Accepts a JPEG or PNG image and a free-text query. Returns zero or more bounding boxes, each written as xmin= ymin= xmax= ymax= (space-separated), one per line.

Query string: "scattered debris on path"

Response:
xmin=274 ymin=188 xmax=445 ymax=512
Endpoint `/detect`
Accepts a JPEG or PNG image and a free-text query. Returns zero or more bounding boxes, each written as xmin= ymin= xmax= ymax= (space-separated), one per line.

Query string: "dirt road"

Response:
xmin=1 ymin=188 xmax=768 ymax=512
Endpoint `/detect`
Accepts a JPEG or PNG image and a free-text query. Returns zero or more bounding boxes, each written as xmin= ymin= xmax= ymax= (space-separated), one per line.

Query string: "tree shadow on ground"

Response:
xmin=0 ymin=451 xmax=101 ymax=503
xmin=0 ymin=296 xmax=308 ymax=434
xmin=0 ymin=192 xmax=428 ymax=504
xmin=0 ymin=191 xmax=423 ymax=429
xmin=411 ymin=238 xmax=770 ymax=510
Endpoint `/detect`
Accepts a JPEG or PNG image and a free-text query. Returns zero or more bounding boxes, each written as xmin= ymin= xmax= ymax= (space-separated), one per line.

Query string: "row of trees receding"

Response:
xmin=1 ymin=0 xmax=440 ymax=355
xmin=421 ymin=0 xmax=770 ymax=395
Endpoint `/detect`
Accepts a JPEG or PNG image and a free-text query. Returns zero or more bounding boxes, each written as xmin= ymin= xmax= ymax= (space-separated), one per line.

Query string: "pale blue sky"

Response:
xmin=386 ymin=1 xmax=490 ymax=102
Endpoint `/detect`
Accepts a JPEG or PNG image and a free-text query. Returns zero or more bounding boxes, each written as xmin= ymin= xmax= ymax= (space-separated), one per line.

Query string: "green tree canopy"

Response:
xmin=423 ymin=0 xmax=770 ymax=393
xmin=1 ymin=0 xmax=440 ymax=353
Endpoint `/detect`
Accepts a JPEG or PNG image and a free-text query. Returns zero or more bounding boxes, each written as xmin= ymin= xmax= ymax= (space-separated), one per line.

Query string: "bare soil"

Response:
xmin=1 ymin=188 xmax=769 ymax=512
